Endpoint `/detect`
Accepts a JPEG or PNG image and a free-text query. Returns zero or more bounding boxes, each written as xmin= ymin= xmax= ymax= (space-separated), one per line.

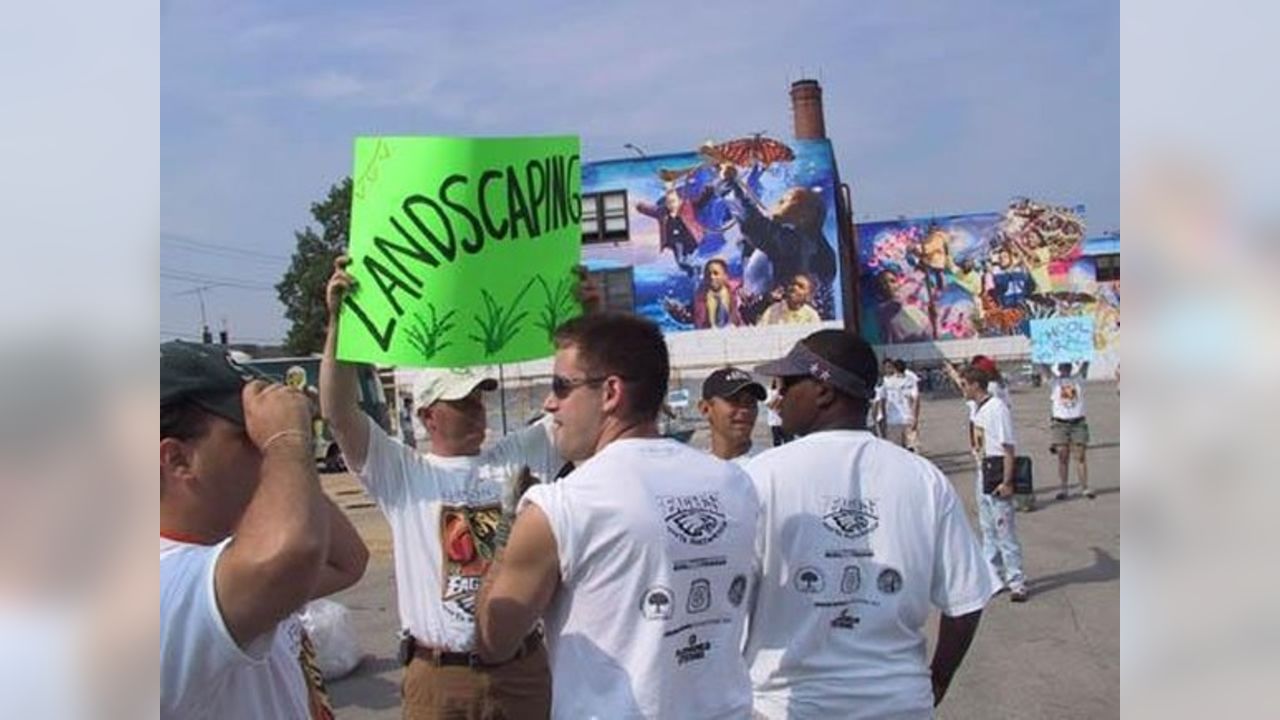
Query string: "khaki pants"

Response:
xmin=402 ymin=642 xmax=551 ymax=720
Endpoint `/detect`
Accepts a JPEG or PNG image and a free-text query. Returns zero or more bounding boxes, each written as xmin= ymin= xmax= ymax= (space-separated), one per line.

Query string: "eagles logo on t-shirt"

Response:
xmin=657 ymin=492 xmax=728 ymax=545
xmin=440 ymin=503 xmax=501 ymax=621
xmin=821 ymin=497 xmax=880 ymax=539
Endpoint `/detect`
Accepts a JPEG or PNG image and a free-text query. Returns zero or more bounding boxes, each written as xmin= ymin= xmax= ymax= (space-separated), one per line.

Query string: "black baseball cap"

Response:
xmin=702 ymin=367 xmax=766 ymax=401
xmin=161 ymin=341 xmax=268 ymax=433
xmin=753 ymin=330 xmax=878 ymax=400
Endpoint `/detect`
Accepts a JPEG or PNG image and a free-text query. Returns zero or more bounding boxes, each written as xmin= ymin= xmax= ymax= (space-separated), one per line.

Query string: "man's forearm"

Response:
xmin=311 ymin=497 xmax=370 ymax=598
xmin=320 ymin=315 xmax=369 ymax=466
xmin=236 ymin=438 xmax=330 ymax=596
xmin=930 ymin=609 xmax=982 ymax=705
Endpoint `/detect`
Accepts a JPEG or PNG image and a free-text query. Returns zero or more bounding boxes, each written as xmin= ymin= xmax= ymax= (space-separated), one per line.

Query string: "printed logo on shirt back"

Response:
xmin=640 ymin=586 xmax=675 ymax=620
xmin=657 ymin=492 xmax=728 ymax=545
xmin=675 ymin=634 xmax=712 ymax=666
xmin=822 ymin=497 xmax=880 ymax=539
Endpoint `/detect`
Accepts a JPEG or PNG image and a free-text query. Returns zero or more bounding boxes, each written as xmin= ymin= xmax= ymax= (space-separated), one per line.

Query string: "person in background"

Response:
xmin=698 ymin=367 xmax=767 ymax=465
xmin=960 ymin=365 xmax=1029 ymax=603
xmin=1048 ymin=361 xmax=1093 ymax=500
xmin=896 ymin=360 xmax=922 ymax=452
xmin=765 ymin=378 xmax=790 ymax=446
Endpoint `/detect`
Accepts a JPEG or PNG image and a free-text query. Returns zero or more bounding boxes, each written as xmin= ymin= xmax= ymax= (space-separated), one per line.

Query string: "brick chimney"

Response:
xmin=790 ymin=79 xmax=826 ymax=140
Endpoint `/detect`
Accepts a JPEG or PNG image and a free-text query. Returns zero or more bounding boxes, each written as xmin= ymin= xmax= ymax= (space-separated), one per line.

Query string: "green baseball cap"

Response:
xmin=161 ymin=341 xmax=268 ymax=433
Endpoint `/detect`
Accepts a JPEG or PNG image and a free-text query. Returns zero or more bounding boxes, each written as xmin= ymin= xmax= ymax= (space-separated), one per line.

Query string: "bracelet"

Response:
xmin=262 ymin=429 xmax=309 ymax=452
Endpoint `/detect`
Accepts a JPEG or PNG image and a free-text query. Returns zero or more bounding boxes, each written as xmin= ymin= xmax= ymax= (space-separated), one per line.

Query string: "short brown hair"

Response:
xmin=553 ymin=312 xmax=669 ymax=422
xmin=960 ymin=365 xmax=992 ymax=388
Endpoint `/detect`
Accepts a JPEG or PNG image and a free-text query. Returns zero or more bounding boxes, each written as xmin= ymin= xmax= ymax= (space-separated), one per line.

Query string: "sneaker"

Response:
xmin=1010 ymin=588 xmax=1029 ymax=603
xmin=1055 ymin=490 xmax=1069 ymax=501
xmin=1083 ymin=489 xmax=1096 ymax=499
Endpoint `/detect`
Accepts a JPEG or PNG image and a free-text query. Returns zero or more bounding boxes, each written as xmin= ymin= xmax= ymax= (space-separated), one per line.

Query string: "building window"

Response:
xmin=582 ymin=191 xmax=630 ymax=244
xmin=1095 ymin=253 xmax=1120 ymax=282
xmin=587 ymin=267 xmax=636 ymax=313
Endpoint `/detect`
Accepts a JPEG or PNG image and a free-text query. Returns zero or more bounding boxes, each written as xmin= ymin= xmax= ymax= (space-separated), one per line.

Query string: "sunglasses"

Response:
xmin=550 ymin=374 xmax=610 ymax=399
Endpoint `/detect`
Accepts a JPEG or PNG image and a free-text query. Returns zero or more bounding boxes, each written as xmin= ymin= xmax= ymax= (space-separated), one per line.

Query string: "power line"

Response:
xmin=161 ymin=268 xmax=278 ymax=291
xmin=161 ymin=232 xmax=292 ymax=262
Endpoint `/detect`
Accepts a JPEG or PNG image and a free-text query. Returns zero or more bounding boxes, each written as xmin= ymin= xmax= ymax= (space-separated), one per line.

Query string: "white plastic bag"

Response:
xmin=299 ymin=599 xmax=362 ymax=680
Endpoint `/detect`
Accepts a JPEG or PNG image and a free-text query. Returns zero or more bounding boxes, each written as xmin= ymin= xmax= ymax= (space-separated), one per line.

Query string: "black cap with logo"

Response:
xmin=161 ymin=341 xmax=268 ymax=433
xmin=701 ymin=367 xmax=767 ymax=402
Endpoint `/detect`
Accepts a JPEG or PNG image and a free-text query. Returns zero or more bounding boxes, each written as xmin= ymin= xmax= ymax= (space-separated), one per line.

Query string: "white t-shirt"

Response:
xmin=972 ymin=396 xmax=1016 ymax=457
xmin=356 ymin=415 xmax=561 ymax=650
xmin=965 ymin=380 xmax=1010 ymax=423
xmin=875 ymin=374 xmax=918 ymax=426
xmin=160 ymin=538 xmax=316 ymax=720
xmin=522 ymin=438 xmax=759 ymax=720
xmin=764 ymin=389 xmax=783 ymax=428
xmin=1049 ymin=368 xmax=1086 ymax=420
xmin=743 ymin=431 xmax=992 ymax=720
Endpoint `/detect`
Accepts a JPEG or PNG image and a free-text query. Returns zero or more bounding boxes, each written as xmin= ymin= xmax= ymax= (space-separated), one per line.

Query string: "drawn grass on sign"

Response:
xmin=469 ymin=278 xmax=536 ymax=356
xmin=404 ymin=305 xmax=457 ymax=361
xmin=533 ymin=274 xmax=578 ymax=340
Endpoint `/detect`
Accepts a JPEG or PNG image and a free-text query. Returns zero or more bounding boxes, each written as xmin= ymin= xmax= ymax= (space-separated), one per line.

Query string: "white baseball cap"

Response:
xmin=412 ymin=367 xmax=499 ymax=407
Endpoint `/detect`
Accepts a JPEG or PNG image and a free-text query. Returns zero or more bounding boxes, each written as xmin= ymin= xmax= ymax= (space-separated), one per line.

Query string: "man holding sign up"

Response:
xmin=321 ymin=136 xmax=588 ymax=719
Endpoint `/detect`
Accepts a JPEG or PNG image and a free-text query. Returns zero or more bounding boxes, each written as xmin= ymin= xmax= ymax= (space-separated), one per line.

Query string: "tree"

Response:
xmin=277 ymin=178 xmax=352 ymax=355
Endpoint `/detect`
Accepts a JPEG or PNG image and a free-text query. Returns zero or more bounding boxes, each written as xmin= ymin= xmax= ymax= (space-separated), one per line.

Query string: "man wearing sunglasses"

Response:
xmin=319 ymin=257 xmax=564 ymax=719
xmin=160 ymin=341 xmax=369 ymax=719
xmin=742 ymin=330 xmax=992 ymax=719
xmin=474 ymin=312 xmax=760 ymax=719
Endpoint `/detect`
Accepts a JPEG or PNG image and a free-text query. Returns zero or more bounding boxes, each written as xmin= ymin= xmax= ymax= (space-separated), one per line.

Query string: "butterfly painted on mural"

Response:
xmin=700 ymin=134 xmax=796 ymax=167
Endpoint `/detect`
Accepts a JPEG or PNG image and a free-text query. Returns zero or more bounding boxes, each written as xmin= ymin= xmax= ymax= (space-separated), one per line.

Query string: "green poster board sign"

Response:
xmin=337 ymin=136 xmax=583 ymax=367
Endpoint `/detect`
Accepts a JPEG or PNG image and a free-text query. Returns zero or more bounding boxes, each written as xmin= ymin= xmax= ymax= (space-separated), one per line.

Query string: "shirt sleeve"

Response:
xmin=160 ymin=541 xmax=277 ymax=716
xmin=520 ymin=483 xmax=577 ymax=585
xmin=495 ymin=415 xmax=563 ymax=482
xmin=929 ymin=472 xmax=994 ymax=615
xmin=355 ymin=413 xmax=422 ymax=507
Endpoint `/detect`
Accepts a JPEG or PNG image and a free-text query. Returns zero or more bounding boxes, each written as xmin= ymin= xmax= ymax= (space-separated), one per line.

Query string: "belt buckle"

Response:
xmin=467 ymin=652 xmax=485 ymax=669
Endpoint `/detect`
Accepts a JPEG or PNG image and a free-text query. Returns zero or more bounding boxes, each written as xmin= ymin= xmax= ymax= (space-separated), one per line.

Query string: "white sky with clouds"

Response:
xmin=161 ymin=0 xmax=1118 ymax=344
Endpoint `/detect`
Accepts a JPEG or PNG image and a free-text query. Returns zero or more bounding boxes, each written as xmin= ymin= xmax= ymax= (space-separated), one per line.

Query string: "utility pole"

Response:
xmin=174 ymin=284 xmax=216 ymax=342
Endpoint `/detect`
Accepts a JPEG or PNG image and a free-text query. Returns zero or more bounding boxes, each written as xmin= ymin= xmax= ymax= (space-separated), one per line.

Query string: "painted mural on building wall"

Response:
xmin=581 ymin=137 xmax=842 ymax=332
xmin=857 ymin=199 xmax=1099 ymax=343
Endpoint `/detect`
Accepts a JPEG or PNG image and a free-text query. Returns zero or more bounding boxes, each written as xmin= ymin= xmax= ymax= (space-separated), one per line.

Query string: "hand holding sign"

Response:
xmin=337 ymin=136 xmax=583 ymax=367
xmin=326 ymin=256 xmax=356 ymax=323
xmin=1030 ymin=317 xmax=1095 ymax=364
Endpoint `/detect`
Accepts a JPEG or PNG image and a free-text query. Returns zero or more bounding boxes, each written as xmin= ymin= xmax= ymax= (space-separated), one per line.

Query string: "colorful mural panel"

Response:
xmin=857 ymin=199 xmax=1094 ymax=344
xmin=581 ymin=138 xmax=843 ymax=332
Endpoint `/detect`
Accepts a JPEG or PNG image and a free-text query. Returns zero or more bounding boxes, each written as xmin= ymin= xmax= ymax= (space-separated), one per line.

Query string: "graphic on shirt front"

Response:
xmin=675 ymin=633 xmax=711 ymax=666
xmin=641 ymin=586 xmax=675 ymax=620
xmin=727 ymin=574 xmax=747 ymax=607
xmin=821 ymin=496 xmax=880 ymax=539
xmin=1057 ymin=382 xmax=1080 ymax=409
xmin=440 ymin=503 xmax=501 ymax=621
xmin=657 ymin=492 xmax=728 ymax=545
xmin=686 ymin=578 xmax=712 ymax=613
xmin=840 ymin=565 xmax=861 ymax=594
xmin=877 ymin=567 xmax=903 ymax=595
xmin=830 ymin=609 xmax=860 ymax=630
xmin=793 ymin=566 xmax=825 ymax=593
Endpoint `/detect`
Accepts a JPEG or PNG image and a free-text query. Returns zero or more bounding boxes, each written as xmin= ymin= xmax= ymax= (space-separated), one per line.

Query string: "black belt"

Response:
xmin=1052 ymin=416 xmax=1085 ymax=425
xmin=411 ymin=630 xmax=542 ymax=668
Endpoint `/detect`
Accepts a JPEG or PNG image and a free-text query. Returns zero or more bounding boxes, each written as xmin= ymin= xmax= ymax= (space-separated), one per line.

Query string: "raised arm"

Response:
xmin=320 ymin=255 xmax=371 ymax=470
xmin=215 ymin=381 xmax=330 ymax=648
xmin=474 ymin=504 xmax=561 ymax=663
